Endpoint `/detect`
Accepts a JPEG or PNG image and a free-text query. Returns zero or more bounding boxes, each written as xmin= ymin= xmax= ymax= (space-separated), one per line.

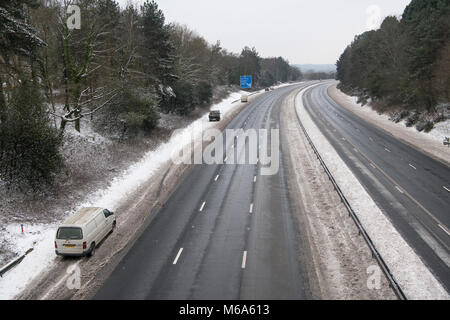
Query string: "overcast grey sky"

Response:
xmin=117 ymin=0 xmax=411 ymax=64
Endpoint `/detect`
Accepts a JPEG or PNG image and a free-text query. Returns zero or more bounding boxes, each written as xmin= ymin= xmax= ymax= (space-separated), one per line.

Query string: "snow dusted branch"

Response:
xmin=51 ymin=89 xmax=119 ymax=125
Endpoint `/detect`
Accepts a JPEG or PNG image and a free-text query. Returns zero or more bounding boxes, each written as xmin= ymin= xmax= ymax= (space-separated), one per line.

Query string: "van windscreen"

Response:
xmin=57 ymin=227 xmax=83 ymax=239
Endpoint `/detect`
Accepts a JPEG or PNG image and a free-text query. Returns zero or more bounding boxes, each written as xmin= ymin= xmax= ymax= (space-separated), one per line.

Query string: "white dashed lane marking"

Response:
xmin=241 ymin=251 xmax=247 ymax=269
xmin=395 ymin=186 xmax=404 ymax=194
xmin=173 ymin=248 xmax=183 ymax=265
xmin=438 ymin=224 xmax=450 ymax=236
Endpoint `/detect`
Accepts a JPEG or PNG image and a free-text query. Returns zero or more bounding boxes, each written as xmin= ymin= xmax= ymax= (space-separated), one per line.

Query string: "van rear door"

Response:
xmin=56 ymin=227 xmax=83 ymax=254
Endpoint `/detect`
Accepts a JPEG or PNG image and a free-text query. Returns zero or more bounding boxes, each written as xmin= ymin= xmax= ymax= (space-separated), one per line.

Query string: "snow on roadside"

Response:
xmin=53 ymin=103 xmax=111 ymax=145
xmin=328 ymin=84 xmax=450 ymax=166
xmin=78 ymin=89 xmax=248 ymax=211
xmin=0 ymin=89 xmax=249 ymax=300
xmin=0 ymin=224 xmax=57 ymax=299
xmin=295 ymin=85 xmax=449 ymax=300
xmin=344 ymin=94 xmax=450 ymax=144
xmin=402 ymin=118 xmax=450 ymax=143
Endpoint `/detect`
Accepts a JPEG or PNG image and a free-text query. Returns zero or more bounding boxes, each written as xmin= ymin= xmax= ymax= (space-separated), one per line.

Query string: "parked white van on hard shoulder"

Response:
xmin=55 ymin=207 xmax=116 ymax=257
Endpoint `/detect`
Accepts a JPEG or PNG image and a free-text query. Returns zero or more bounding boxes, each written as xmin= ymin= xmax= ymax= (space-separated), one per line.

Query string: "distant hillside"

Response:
xmin=294 ymin=64 xmax=336 ymax=73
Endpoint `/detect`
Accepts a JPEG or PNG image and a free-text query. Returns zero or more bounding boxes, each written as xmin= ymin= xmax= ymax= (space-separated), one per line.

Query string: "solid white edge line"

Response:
xmin=241 ymin=251 xmax=247 ymax=269
xmin=173 ymin=248 xmax=183 ymax=265
xmin=199 ymin=201 xmax=206 ymax=212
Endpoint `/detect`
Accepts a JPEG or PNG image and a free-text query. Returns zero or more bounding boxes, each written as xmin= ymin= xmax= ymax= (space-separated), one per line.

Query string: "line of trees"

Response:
xmin=0 ymin=0 xmax=302 ymax=189
xmin=336 ymin=0 xmax=449 ymax=114
xmin=302 ymin=71 xmax=335 ymax=80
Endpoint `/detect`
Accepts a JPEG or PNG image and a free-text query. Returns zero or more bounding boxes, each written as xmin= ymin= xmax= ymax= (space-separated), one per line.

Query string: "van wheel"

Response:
xmin=112 ymin=220 xmax=116 ymax=231
xmin=88 ymin=243 xmax=95 ymax=257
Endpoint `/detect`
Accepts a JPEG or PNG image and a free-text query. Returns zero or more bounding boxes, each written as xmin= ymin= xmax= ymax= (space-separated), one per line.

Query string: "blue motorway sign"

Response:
xmin=240 ymin=75 xmax=252 ymax=89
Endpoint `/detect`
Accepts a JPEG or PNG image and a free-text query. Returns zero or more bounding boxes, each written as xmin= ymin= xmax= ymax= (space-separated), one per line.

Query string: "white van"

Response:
xmin=55 ymin=207 xmax=116 ymax=257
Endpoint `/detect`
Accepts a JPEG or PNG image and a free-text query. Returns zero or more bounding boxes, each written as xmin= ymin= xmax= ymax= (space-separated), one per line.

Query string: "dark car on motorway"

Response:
xmin=209 ymin=110 xmax=221 ymax=121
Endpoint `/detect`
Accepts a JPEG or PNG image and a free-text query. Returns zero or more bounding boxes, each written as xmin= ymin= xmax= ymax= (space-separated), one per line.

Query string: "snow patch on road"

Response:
xmin=295 ymin=85 xmax=449 ymax=300
xmin=0 ymin=89 xmax=249 ymax=300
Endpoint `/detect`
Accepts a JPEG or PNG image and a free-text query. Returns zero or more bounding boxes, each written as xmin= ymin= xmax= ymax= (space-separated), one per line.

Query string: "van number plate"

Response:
xmin=63 ymin=244 xmax=75 ymax=247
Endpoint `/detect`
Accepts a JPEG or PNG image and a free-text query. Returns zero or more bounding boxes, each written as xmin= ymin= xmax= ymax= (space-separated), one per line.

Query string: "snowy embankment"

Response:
xmin=328 ymin=85 xmax=450 ymax=165
xmin=0 ymin=88 xmax=254 ymax=299
xmin=347 ymin=95 xmax=450 ymax=144
xmin=295 ymin=85 xmax=449 ymax=300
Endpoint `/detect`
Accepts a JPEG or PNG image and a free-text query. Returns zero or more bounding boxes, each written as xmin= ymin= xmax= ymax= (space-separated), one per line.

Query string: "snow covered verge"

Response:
xmin=0 ymin=85 xmax=280 ymax=299
xmin=295 ymin=85 xmax=449 ymax=299
xmin=281 ymin=88 xmax=395 ymax=300
xmin=328 ymin=84 xmax=450 ymax=166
